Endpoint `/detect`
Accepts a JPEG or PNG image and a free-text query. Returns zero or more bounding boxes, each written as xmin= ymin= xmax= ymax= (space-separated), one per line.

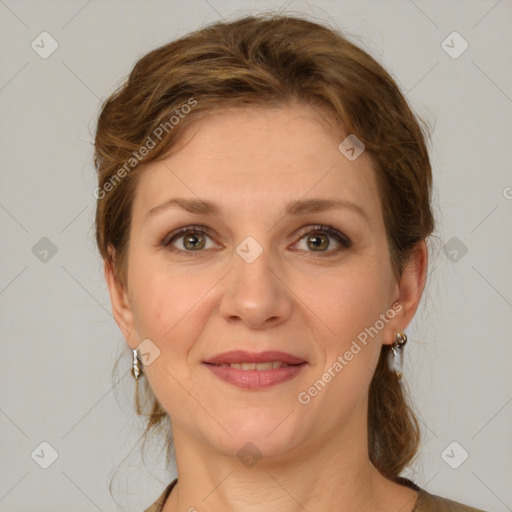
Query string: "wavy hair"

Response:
xmin=94 ymin=13 xmax=433 ymax=483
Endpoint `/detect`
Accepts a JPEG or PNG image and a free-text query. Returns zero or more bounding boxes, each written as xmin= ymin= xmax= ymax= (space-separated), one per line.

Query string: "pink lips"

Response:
xmin=203 ymin=350 xmax=306 ymax=365
xmin=203 ymin=350 xmax=307 ymax=390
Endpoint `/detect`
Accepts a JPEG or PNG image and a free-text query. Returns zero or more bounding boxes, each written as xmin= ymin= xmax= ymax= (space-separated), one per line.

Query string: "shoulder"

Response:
xmin=143 ymin=477 xmax=489 ymax=512
xmin=143 ymin=478 xmax=177 ymax=512
xmin=394 ymin=477 xmax=487 ymax=512
xmin=414 ymin=487 xmax=488 ymax=512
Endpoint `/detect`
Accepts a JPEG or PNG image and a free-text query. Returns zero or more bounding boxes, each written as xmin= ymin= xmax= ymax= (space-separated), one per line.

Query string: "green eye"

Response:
xmin=161 ymin=224 xmax=351 ymax=257
xmin=162 ymin=226 xmax=213 ymax=254
xmin=296 ymin=225 xmax=351 ymax=254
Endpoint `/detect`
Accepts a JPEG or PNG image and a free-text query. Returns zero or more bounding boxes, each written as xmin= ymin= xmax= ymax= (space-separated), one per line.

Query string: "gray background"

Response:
xmin=1 ymin=0 xmax=511 ymax=511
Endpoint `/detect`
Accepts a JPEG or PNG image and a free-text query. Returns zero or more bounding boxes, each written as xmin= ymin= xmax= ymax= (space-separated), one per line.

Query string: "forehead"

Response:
xmin=132 ymin=103 xmax=382 ymax=222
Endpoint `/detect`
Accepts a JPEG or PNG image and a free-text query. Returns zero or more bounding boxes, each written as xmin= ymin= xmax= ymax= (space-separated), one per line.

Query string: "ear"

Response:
xmin=384 ymin=240 xmax=428 ymax=344
xmin=104 ymin=256 xmax=138 ymax=350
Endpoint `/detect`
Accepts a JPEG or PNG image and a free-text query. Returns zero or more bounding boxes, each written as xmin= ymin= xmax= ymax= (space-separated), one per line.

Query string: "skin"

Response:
xmin=105 ymin=101 xmax=427 ymax=512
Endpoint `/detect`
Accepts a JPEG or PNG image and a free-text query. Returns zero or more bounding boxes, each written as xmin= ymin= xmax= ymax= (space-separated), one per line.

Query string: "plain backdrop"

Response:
xmin=1 ymin=1 xmax=511 ymax=511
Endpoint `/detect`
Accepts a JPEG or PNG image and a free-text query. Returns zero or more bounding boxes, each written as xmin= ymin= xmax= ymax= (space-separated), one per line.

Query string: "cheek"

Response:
xmin=128 ymin=261 xmax=218 ymax=375
xmin=305 ymin=265 xmax=392 ymax=383
xmin=128 ymin=243 xmax=195 ymax=333
xmin=128 ymin=269 xmax=209 ymax=417
xmin=309 ymin=266 xmax=391 ymax=339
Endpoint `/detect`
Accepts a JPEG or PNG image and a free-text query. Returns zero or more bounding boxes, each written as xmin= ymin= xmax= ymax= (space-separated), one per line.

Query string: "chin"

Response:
xmin=206 ymin=408 xmax=306 ymax=461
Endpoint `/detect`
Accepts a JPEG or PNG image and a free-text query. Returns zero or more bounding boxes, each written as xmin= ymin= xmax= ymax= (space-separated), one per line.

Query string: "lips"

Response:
xmin=203 ymin=350 xmax=307 ymax=390
xmin=203 ymin=350 xmax=306 ymax=366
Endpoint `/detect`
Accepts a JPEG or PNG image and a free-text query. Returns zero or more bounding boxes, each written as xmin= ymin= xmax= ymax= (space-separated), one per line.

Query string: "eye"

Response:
xmin=161 ymin=225 xmax=216 ymax=256
xmin=294 ymin=224 xmax=351 ymax=256
xmin=161 ymin=224 xmax=351 ymax=257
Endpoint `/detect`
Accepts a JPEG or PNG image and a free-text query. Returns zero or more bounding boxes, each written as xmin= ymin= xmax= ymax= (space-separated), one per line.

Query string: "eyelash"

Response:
xmin=160 ymin=224 xmax=351 ymax=258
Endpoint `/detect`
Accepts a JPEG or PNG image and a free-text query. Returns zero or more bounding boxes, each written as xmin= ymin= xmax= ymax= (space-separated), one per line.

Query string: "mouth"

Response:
xmin=210 ymin=361 xmax=296 ymax=370
xmin=203 ymin=350 xmax=307 ymax=390
xmin=203 ymin=350 xmax=306 ymax=366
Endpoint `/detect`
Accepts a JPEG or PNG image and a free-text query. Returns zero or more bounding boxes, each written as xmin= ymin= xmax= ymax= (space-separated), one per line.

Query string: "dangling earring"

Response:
xmin=131 ymin=348 xmax=143 ymax=380
xmin=389 ymin=332 xmax=407 ymax=379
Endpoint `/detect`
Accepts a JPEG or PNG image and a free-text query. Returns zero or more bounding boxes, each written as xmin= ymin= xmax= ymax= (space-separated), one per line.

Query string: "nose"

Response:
xmin=218 ymin=240 xmax=292 ymax=329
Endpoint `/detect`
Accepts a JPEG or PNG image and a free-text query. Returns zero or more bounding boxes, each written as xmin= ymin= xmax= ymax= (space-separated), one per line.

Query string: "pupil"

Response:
xmin=185 ymin=233 xmax=204 ymax=250
xmin=309 ymin=234 xmax=327 ymax=250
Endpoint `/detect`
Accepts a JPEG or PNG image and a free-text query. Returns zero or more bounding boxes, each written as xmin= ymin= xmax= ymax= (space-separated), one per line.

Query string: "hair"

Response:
xmin=94 ymin=13 xmax=434 ymax=482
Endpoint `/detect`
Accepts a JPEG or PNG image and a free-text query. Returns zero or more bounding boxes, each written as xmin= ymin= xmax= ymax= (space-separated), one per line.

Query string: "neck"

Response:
xmin=162 ymin=402 xmax=411 ymax=512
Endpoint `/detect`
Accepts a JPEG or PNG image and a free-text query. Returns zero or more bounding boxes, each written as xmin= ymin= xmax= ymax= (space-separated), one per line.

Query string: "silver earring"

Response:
xmin=131 ymin=348 xmax=143 ymax=380
xmin=389 ymin=332 xmax=407 ymax=379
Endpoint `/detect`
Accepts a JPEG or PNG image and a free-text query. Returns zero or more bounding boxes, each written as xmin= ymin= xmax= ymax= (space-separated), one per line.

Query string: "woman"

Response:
xmin=93 ymin=13 xmax=487 ymax=512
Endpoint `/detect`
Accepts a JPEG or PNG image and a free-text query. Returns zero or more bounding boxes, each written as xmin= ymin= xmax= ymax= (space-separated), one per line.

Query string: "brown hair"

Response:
xmin=94 ymin=13 xmax=433 ymax=481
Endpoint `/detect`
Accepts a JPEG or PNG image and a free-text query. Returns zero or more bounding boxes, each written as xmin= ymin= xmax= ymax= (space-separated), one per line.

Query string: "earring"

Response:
xmin=131 ymin=348 xmax=143 ymax=380
xmin=389 ymin=332 xmax=407 ymax=379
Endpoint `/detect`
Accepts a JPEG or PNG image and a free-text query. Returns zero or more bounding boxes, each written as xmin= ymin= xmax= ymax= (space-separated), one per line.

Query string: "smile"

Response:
xmin=203 ymin=361 xmax=306 ymax=389
xmin=202 ymin=350 xmax=307 ymax=389
xmin=216 ymin=361 xmax=292 ymax=370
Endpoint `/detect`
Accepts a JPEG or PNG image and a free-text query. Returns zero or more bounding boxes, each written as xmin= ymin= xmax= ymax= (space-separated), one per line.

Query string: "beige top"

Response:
xmin=143 ymin=477 xmax=488 ymax=511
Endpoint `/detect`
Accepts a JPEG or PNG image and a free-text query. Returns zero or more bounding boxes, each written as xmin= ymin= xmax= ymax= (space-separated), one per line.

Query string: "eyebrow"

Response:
xmin=146 ymin=197 xmax=368 ymax=222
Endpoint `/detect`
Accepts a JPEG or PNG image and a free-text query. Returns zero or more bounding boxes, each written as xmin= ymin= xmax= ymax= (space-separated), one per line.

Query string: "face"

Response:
xmin=107 ymin=102 xmax=424 ymax=461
